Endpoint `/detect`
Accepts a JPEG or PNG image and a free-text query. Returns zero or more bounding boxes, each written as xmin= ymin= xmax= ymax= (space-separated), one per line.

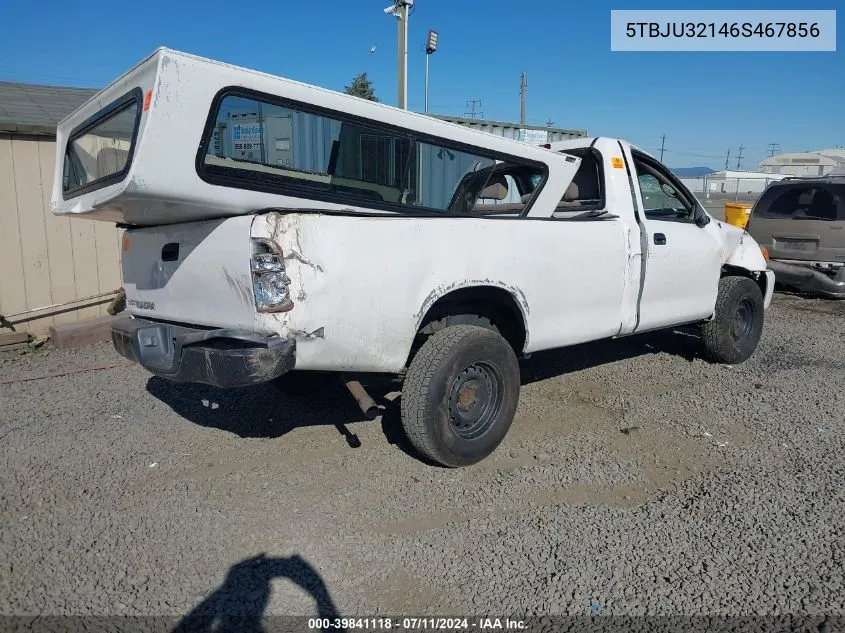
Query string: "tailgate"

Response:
xmin=122 ymin=216 xmax=256 ymax=330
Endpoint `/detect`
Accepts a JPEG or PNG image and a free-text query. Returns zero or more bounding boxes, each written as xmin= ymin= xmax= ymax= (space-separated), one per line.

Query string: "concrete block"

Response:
xmin=49 ymin=315 xmax=118 ymax=350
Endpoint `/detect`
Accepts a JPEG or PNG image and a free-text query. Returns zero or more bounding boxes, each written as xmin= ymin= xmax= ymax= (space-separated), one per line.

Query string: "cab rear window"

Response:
xmin=62 ymin=89 xmax=143 ymax=198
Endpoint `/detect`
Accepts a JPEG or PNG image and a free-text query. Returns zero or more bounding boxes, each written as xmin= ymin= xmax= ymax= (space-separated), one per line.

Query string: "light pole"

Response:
xmin=384 ymin=0 xmax=414 ymax=109
xmin=424 ymin=30 xmax=438 ymax=114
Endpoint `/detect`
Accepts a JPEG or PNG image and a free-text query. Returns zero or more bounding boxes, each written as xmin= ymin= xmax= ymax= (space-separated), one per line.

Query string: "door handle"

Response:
xmin=654 ymin=233 xmax=667 ymax=245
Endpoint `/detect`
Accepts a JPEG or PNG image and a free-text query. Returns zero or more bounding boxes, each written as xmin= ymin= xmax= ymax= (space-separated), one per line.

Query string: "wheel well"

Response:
xmin=413 ymin=286 xmax=527 ymax=358
xmin=722 ymin=264 xmax=767 ymax=298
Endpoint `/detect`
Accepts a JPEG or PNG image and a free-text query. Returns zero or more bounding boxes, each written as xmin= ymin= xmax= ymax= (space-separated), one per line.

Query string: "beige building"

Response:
xmin=758 ymin=149 xmax=845 ymax=177
xmin=0 ymin=82 xmax=123 ymax=337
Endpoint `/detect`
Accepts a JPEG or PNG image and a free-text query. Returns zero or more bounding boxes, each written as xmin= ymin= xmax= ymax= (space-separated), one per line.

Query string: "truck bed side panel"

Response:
xmin=255 ymin=213 xmax=628 ymax=372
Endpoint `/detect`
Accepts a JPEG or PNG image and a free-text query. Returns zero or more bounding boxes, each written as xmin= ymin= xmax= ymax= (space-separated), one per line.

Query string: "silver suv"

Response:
xmin=747 ymin=176 xmax=845 ymax=298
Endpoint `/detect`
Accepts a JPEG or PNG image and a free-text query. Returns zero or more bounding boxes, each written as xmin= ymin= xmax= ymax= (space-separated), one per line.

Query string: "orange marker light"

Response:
xmin=122 ymin=235 xmax=131 ymax=252
xmin=143 ymin=89 xmax=152 ymax=112
xmin=759 ymin=246 xmax=770 ymax=261
xmin=611 ymin=157 xmax=624 ymax=169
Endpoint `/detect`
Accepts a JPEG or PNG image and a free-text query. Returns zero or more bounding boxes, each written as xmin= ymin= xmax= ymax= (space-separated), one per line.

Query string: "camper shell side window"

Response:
xmin=196 ymin=88 xmax=548 ymax=217
xmin=62 ymin=88 xmax=144 ymax=199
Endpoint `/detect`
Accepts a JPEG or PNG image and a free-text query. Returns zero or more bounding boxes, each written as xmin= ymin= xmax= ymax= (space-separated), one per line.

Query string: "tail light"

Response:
xmin=250 ymin=238 xmax=293 ymax=312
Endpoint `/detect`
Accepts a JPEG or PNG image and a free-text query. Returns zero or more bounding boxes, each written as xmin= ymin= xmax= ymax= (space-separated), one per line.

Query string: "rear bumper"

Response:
xmin=112 ymin=316 xmax=295 ymax=388
xmin=768 ymin=260 xmax=845 ymax=299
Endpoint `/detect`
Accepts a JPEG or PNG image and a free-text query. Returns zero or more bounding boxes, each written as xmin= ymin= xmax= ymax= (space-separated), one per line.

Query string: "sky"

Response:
xmin=0 ymin=0 xmax=842 ymax=169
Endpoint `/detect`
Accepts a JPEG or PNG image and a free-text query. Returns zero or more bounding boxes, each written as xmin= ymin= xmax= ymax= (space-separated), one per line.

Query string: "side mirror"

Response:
xmin=694 ymin=205 xmax=711 ymax=227
xmin=660 ymin=183 xmax=677 ymax=198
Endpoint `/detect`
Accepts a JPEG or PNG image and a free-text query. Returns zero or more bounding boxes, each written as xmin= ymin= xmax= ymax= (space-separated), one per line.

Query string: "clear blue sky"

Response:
xmin=0 ymin=0 xmax=841 ymax=168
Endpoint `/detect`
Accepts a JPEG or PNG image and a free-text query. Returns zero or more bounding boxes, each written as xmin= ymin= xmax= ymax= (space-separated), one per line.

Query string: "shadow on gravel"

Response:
xmin=519 ymin=326 xmax=703 ymax=385
xmin=146 ymin=373 xmax=422 ymax=458
xmin=172 ymin=553 xmax=344 ymax=633
xmin=147 ymin=375 xmax=362 ymax=439
xmin=147 ymin=328 xmax=702 ymax=462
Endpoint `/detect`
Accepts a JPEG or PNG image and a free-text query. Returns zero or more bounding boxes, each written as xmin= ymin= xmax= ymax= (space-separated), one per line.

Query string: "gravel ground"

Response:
xmin=1 ymin=293 xmax=843 ymax=623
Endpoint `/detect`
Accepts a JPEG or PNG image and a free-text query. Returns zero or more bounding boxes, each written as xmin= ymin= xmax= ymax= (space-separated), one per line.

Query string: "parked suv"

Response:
xmin=748 ymin=176 xmax=845 ymax=298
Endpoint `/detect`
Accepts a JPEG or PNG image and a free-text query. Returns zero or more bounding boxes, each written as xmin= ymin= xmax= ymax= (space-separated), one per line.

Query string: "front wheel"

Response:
xmin=400 ymin=325 xmax=520 ymax=467
xmin=701 ymin=276 xmax=764 ymax=364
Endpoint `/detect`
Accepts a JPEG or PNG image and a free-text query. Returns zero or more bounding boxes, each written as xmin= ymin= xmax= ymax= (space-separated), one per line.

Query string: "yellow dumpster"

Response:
xmin=724 ymin=202 xmax=753 ymax=229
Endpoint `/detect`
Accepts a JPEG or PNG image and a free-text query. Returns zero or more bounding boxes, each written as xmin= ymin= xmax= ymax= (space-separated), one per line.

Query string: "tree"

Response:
xmin=344 ymin=73 xmax=379 ymax=102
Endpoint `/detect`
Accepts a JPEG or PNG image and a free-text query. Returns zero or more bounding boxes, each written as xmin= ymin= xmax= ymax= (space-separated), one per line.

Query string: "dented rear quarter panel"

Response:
xmin=252 ymin=211 xmax=629 ymax=373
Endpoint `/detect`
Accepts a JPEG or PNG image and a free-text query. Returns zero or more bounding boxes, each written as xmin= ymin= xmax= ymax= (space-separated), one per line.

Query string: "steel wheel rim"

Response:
xmin=447 ymin=361 xmax=504 ymax=440
xmin=731 ymin=297 xmax=756 ymax=344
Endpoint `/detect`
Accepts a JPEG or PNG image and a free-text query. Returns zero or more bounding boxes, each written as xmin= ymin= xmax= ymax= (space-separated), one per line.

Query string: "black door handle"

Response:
xmin=654 ymin=233 xmax=667 ymax=245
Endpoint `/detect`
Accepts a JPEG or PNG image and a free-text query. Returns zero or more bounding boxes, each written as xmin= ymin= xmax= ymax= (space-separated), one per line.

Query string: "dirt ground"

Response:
xmin=1 ymin=292 xmax=843 ymax=624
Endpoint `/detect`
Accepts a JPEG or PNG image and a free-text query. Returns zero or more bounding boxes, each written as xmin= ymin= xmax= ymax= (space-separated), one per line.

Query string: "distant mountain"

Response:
xmin=671 ymin=166 xmax=716 ymax=177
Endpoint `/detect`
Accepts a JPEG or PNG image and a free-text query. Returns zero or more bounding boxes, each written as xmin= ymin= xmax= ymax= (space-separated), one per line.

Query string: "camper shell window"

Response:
xmin=197 ymin=89 xmax=547 ymax=216
xmin=62 ymin=88 xmax=143 ymax=199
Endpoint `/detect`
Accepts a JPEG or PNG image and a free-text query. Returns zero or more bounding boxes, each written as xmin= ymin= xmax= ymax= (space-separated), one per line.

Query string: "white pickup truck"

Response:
xmin=52 ymin=49 xmax=775 ymax=467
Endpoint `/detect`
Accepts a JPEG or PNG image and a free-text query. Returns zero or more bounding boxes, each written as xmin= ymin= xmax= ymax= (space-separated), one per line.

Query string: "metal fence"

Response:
xmin=680 ymin=175 xmax=781 ymax=199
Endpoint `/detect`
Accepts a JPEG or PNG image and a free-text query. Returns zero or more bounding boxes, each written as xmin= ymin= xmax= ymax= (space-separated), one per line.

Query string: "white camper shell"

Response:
xmin=52 ymin=49 xmax=775 ymax=468
xmin=52 ymin=48 xmax=582 ymax=226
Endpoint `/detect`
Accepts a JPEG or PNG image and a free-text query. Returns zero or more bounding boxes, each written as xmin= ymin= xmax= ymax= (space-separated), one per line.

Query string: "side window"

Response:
xmin=634 ymin=158 xmax=693 ymax=221
xmin=412 ymin=142 xmax=494 ymax=211
xmin=558 ymin=149 xmax=604 ymax=211
xmin=201 ymin=93 xmax=546 ymax=215
xmin=204 ymin=95 xmax=412 ymax=204
xmin=445 ymin=161 xmax=544 ymax=215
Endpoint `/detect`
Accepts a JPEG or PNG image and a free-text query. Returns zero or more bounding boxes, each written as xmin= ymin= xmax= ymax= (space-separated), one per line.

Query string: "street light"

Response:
xmin=425 ymin=29 xmax=438 ymax=114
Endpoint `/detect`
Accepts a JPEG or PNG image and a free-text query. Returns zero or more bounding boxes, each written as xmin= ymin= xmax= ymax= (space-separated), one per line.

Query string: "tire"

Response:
xmin=271 ymin=370 xmax=332 ymax=397
xmin=401 ymin=325 xmax=520 ymax=467
xmin=701 ymin=276 xmax=765 ymax=364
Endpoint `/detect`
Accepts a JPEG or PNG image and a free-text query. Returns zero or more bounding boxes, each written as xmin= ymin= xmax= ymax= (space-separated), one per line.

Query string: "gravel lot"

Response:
xmin=1 ymin=293 xmax=843 ymax=623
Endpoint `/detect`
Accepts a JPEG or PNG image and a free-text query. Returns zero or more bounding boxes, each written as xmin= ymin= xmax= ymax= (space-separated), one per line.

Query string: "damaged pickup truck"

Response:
xmin=52 ymin=48 xmax=775 ymax=467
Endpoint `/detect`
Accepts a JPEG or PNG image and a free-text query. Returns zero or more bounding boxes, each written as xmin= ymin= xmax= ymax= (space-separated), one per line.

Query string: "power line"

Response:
xmin=464 ymin=99 xmax=483 ymax=119
xmin=643 ymin=148 xmax=727 ymax=159
xmin=768 ymin=142 xmax=781 ymax=157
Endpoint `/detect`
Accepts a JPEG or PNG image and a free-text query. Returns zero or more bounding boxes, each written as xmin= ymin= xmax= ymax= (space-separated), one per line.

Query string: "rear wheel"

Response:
xmin=400 ymin=325 xmax=520 ymax=467
xmin=701 ymin=276 xmax=764 ymax=364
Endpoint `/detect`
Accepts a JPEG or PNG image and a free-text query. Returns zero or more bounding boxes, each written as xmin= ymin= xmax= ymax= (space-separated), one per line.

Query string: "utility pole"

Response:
xmin=465 ymin=99 xmax=482 ymax=119
xmin=385 ymin=0 xmax=413 ymax=109
xmin=725 ymin=148 xmax=731 ymax=170
xmin=736 ymin=144 xmax=745 ymax=170
xmin=546 ymin=117 xmax=554 ymax=127
xmin=659 ymin=134 xmax=666 ymax=162
xmin=520 ymin=72 xmax=527 ymax=124
xmin=768 ymin=142 xmax=781 ymax=157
